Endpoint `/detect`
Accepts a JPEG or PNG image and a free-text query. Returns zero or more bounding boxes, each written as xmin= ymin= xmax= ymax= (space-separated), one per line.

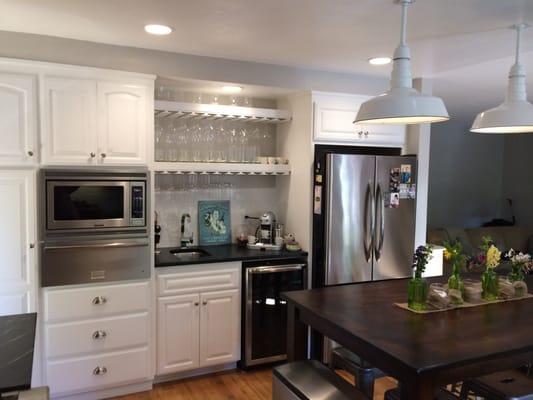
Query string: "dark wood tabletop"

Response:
xmin=283 ymin=276 xmax=533 ymax=400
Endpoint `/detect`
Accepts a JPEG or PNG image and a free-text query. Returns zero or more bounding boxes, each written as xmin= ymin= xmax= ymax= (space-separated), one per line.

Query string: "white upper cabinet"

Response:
xmin=313 ymin=92 xmax=406 ymax=147
xmin=42 ymin=77 xmax=98 ymax=165
xmin=0 ymin=170 xmax=36 ymax=316
xmin=35 ymin=61 xmax=154 ymax=166
xmin=0 ymin=72 xmax=38 ymax=166
xmin=97 ymin=83 xmax=147 ymax=164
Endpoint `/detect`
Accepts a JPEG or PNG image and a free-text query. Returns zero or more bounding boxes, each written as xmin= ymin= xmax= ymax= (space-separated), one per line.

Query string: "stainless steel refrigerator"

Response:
xmin=323 ymin=153 xmax=417 ymax=285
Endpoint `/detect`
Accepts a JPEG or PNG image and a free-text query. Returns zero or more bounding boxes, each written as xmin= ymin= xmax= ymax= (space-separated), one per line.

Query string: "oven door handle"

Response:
xmin=43 ymin=242 xmax=149 ymax=251
xmin=247 ymin=264 xmax=306 ymax=274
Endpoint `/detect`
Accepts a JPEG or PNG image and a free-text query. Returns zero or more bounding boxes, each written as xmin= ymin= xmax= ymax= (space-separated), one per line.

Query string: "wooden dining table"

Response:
xmin=282 ymin=275 xmax=533 ymax=400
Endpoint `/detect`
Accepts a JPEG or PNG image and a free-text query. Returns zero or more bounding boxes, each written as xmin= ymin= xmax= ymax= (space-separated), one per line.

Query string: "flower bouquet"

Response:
xmin=408 ymin=245 xmax=433 ymax=311
xmin=482 ymin=239 xmax=501 ymax=301
xmin=444 ymin=240 xmax=466 ymax=304
xmin=506 ymin=249 xmax=530 ymax=297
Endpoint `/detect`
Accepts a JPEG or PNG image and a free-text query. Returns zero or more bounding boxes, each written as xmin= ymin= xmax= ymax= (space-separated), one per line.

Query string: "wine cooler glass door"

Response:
xmin=245 ymin=264 xmax=306 ymax=366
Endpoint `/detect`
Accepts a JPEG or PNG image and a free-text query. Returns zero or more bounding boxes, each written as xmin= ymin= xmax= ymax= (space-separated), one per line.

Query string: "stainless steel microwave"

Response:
xmin=43 ymin=169 xmax=148 ymax=232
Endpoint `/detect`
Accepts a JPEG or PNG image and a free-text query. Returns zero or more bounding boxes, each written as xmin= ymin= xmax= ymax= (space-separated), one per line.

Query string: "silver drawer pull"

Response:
xmin=93 ymin=366 xmax=107 ymax=376
xmin=92 ymin=330 xmax=107 ymax=340
xmin=92 ymin=296 xmax=107 ymax=305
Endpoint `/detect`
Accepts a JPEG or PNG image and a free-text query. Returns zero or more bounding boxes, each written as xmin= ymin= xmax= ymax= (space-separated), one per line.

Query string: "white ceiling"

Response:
xmin=2 ymin=0 xmax=533 ymax=118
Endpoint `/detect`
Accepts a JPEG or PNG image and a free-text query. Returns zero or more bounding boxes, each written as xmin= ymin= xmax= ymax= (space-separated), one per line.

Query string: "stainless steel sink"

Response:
xmin=170 ymin=248 xmax=211 ymax=260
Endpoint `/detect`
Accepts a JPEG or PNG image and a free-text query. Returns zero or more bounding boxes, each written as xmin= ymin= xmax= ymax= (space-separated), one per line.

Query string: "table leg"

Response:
xmin=287 ymin=303 xmax=307 ymax=362
xmin=400 ymin=380 xmax=434 ymax=400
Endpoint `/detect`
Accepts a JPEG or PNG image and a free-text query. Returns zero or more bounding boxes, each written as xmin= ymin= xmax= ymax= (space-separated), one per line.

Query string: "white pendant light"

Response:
xmin=471 ymin=24 xmax=533 ymax=134
xmin=355 ymin=0 xmax=449 ymax=125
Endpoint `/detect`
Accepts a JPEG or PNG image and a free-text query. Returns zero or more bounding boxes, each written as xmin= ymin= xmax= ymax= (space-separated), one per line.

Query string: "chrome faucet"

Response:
xmin=180 ymin=213 xmax=193 ymax=247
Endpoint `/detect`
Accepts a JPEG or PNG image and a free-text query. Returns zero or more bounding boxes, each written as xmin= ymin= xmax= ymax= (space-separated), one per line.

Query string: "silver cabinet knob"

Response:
xmin=90 ymin=152 xmax=96 ymax=158
xmin=202 ymin=300 xmax=208 ymax=306
xmin=27 ymin=150 xmax=34 ymax=157
xmin=92 ymin=330 xmax=107 ymax=340
xmin=93 ymin=366 xmax=107 ymax=376
xmin=29 ymin=243 xmax=35 ymax=249
xmin=101 ymin=153 xmax=107 ymax=158
xmin=364 ymin=131 xmax=369 ymax=137
xmin=357 ymin=131 xmax=363 ymax=137
xmin=194 ymin=302 xmax=199 ymax=306
xmin=92 ymin=296 xmax=107 ymax=305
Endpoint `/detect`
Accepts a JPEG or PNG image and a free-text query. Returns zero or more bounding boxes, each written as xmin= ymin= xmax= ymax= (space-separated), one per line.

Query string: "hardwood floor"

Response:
xmin=113 ymin=368 xmax=397 ymax=400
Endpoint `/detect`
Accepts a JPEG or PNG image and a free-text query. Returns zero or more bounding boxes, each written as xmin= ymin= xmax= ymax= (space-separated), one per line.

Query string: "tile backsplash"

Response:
xmin=155 ymin=175 xmax=281 ymax=247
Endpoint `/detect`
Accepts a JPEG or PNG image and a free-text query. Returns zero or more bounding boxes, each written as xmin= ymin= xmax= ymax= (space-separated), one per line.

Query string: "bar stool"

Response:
xmin=273 ymin=360 xmax=367 ymax=400
xmin=384 ymin=387 xmax=458 ymax=400
xmin=460 ymin=370 xmax=533 ymax=400
xmin=330 ymin=347 xmax=385 ymax=399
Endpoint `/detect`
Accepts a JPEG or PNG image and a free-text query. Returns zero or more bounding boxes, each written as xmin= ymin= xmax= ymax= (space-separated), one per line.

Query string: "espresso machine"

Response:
xmin=245 ymin=212 xmax=283 ymax=250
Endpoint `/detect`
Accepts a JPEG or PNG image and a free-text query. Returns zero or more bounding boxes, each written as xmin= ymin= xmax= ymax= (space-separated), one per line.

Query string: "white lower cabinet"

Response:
xmin=157 ymin=294 xmax=200 ymax=374
xmin=42 ymin=281 xmax=152 ymax=397
xmin=156 ymin=262 xmax=241 ymax=377
xmin=199 ymin=289 xmax=240 ymax=368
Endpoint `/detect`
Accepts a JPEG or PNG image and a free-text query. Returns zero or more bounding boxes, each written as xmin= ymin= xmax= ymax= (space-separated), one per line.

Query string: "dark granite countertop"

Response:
xmin=155 ymin=244 xmax=308 ymax=268
xmin=0 ymin=313 xmax=37 ymax=393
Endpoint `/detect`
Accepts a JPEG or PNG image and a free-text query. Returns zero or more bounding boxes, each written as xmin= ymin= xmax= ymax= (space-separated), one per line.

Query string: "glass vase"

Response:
xmin=408 ymin=276 xmax=428 ymax=311
xmin=481 ymin=268 xmax=499 ymax=301
xmin=447 ymin=262 xmax=464 ymax=305
xmin=508 ymin=266 xmax=526 ymax=297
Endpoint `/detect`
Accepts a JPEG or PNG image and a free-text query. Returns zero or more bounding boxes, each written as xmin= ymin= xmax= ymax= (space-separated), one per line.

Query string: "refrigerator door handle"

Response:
xmin=363 ymin=182 xmax=375 ymax=262
xmin=374 ymin=183 xmax=385 ymax=261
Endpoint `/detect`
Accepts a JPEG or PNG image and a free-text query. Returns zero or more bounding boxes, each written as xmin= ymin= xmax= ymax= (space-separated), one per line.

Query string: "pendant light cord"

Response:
xmin=515 ymin=24 xmax=523 ymax=65
xmin=400 ymin=1 xmax=409 ymax=46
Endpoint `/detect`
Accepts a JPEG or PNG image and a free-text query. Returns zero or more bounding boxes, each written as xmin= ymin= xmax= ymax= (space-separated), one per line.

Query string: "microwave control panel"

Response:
xmin=131 ymin=182 xmax=146 ymax=226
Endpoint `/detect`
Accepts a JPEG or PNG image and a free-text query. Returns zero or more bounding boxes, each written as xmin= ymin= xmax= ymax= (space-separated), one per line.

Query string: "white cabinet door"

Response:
xmin=157 ymin=294 xmax=200 ymax=375
xmin=199 ymin=289 xmax=240 ymax=368
xmin=313 ymin=92 xmax=405 ymax=147
xmin=0 ymin=73 xmax=38 ymax=166
xmin=97 ymin=83 xmax=147 ymax=165
xmin=42 ymin=77 xmax=97 ymax=165
xmin=0 ymin=170 xmax=36 ymax=316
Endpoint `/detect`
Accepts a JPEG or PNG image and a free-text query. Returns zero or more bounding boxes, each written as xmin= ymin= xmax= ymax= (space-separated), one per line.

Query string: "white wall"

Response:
xmin=502 ymin=134 xmax=533 ymax=227
xmin=0 ymin=30 xmax=388 ymax=96
xmin=276 ymin=92 xmax=314 ymax=254
xmin=427 ymin=119 xmax=505 ymax=229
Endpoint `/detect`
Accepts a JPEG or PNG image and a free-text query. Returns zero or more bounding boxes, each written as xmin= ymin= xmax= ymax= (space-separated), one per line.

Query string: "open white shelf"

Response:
xmin=154 ymin=100 xmax=292 ymax=124
xmin=153 ymin=162 xmax=291 ymax=175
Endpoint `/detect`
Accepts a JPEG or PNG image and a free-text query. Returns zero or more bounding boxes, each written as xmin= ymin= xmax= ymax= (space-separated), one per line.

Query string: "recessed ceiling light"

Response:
xmin=144 ymin=24 xmax=172 ymax=35
xmin=221 ymin=85 xmax=243 ymax=93
xmin=368 ymin=57 xmax=392 ymax=66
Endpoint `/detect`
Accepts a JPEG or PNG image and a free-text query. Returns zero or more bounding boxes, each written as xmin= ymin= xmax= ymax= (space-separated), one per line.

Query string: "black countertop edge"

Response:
xmin=155 ymin=244 xmax=308 ymax=268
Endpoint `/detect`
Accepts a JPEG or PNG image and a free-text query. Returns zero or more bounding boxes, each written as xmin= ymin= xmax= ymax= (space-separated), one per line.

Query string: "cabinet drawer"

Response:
xmin=46 ymin=347 xmax=149 ymax=395
xmin=43 ymin=281 xmax=150 ymax=322
xmin=46 ymin=313 xmax=149 ymax=359
xmin=157 ymin=262 xmax=240 ymax=297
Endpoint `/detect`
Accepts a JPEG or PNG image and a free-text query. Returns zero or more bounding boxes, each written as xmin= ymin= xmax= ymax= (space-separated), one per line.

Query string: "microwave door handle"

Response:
xmin=43 ymin=242 xmax=149 ymax=251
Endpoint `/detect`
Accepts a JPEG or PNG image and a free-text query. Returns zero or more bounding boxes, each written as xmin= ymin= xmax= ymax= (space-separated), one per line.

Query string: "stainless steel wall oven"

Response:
xmin=40 ymin=169 xmax=150 ymax=287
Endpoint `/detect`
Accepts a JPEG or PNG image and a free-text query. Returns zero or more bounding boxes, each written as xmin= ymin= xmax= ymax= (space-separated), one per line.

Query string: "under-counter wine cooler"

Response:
xmin=240 ymin=258 xmax=307 ymax=369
